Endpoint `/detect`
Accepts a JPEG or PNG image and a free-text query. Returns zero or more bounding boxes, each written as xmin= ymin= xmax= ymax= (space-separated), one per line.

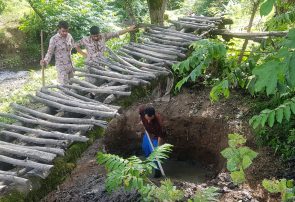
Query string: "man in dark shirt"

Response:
xmin=139 ymin=106 xmax=165 ymax=157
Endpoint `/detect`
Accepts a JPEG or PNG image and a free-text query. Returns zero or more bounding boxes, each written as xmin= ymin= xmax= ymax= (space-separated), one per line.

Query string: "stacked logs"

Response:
xmin=0 ymin=16 xmax=230 ymax=192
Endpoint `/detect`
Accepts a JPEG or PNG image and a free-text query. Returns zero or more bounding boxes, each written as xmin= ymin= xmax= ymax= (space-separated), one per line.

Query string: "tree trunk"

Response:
xmin=147 ymin=0 xmax=167 ymax=26
xmin=237 ymin=0 xmax=260 ymax=65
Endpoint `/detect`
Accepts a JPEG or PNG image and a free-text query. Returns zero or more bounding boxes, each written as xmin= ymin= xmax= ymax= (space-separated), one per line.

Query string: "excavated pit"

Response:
xmin=104 ymin=109 xmax=229 ymax=182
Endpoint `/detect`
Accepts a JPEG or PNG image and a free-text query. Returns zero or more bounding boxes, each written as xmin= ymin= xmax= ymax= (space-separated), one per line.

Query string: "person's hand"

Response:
xmin=81 ymin=52 xmax=87 ymax=58
xmin=40 ymin=60 xmax=47 ymax=66
xmin=129 ymin=25 xmax=137 ymax=32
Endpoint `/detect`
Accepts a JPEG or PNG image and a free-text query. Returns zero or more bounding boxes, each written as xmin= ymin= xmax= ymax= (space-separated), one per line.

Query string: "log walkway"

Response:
xmin=0 ymin=15 xmax=233 ymax=192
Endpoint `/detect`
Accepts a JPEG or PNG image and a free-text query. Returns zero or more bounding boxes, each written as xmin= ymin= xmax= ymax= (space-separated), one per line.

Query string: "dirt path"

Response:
xmin=42 ymin=139 xmax=140 ymax=202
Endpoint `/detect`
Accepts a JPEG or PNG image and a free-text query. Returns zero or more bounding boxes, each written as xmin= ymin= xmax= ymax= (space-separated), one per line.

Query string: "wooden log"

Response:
xmin=75 ymin=72 xmax=141 ymax=86
xmin=144 ymin=33 xmax=193 ymax=45
xmin=0 ymin=122 xmax=89 ymax=142
xmin=90 ymin=60 xmax=154 ymax=84
xmin=0 ymin=141 xmax=65 ymax=156
xmin=211 ymin=29 xmax=288 ymax=39
xmin=0 ymin=155 xmax=53 ymax=171
xmin=69 ymin=76 xmax=99 ymax=89
xmin=170 ymin=20 xmax=216 ymax=30
xmin=107 ymin=48 xmax=157 ymax=77
xmin=11 ymin=103 xmax=108 ymax=127
xmin=0 ymin=170 xmax=16 ymax=176
xmin=152 ymin=26 xmax=198 ymax=38
xmin=30 ymin=94 xmax=118 ymax=118
xmin=139 ymin=39 xmax=187 ymax=51
xmin=56 ymin=86 xmax=104 ymax=105
xmin=120 ymin=55 xmax=166 ymax=70
xmin=121 ymin=48 xmax=175 ymax=66
xmin=0 ymin=112 xmax=92 ymax=131
xmin=120 ymin=57 xmax=170 ymax=75
xmin=187 ymin=15 xmax=222 ymax=21
xmin=130 ymin=43 xmax=186 ymax=59
xmin=41 ymin=87 xmax=116 ymax=110
xmin=62 ymin=84 xmax=131 ymax=98
xmin=143 ymin=34 xmax=191 ymax=47
xmin=28 ymin=146 xmax=64 ymax=156
xmin=0 ymin=130 xmax=67 ymax=146
xmin=0 ymin=144 xmax=56 ymax=163
xmin=178 ymin=17 xmax=219 ymax=25
xmin=0 ymin=173 xmax=30 ymax=186
xmin=41 ymin=87 xmax=85 ymax=104
xmin=145 ymin=31 xmax=193 ymax=43
xmin=88 ymin=59 xmax=152 ymax=80
xmin=149 ymin=27 xmax=199 ymax=41
xmin=36 ymin=91 xmax=117 ymax=112
xmin=86 ymin=66 xmax=136 ymax=80
xmin=125 ymin=45 xmax=178 ymax=60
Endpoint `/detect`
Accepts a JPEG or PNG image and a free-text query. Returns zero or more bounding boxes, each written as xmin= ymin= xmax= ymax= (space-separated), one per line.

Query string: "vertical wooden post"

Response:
xmin=41 ymin=30 xmax=45 ymax=87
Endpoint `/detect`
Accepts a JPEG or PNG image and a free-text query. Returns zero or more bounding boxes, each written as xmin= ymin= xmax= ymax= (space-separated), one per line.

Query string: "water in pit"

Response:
xmin=157 ymin=159 xmax=214 ymax=183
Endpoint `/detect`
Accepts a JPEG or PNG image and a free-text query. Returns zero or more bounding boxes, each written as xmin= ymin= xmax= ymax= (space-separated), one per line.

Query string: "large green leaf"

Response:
xmin=221 ymin=148 xmax=236 ymax=159
xmin=284 ymin=105 xmax=291 ymax=121
xmin=242 ymin=155 xmax=253 ymax=169
xmin=227 ymin=158 xmax=238 ymax=172
xmin=276 ymin=107 xmax=284 ymax=123
xmin=231 ymin=170 xmax=246 ymax=185
xmin=268 ymin=110 xmax=276 ymax=127
xmin=260 ymin=0 xmax=276 ymax=16
xmin=284 ymin=29 xmax=295 ymax=48
xmin=253 ymin=60 xmax=281 ymax=95
xmin=286 ymin=54 xmax=295 ymax=87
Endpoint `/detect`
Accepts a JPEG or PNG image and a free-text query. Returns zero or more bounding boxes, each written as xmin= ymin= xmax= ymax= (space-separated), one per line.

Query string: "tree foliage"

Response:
xmin=0 ymin=0 xmax=6 ymax=14
xmin=20 ymin=0 xmax=115 ymax=40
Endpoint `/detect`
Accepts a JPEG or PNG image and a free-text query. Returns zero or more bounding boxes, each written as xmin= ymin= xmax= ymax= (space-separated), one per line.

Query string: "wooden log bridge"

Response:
xmin=0 ymin=15 xmax=240 ymax=193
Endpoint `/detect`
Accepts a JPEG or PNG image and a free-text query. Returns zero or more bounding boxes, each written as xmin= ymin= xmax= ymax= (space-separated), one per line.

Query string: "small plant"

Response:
xmin=151 ymin=179 xmax=184 ymax=202
xmin=262 ymin=179 xmax=295 ymax=202
xmin=97 ymin=144 xmax=174 ymax=199
xmin=188 ymin=186 xmax=219 ymax=202
xmin=221 ymin=133 xmax=258 ymax=185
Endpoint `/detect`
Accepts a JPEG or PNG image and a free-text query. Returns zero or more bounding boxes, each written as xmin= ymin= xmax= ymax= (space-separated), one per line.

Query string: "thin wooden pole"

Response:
xmin=41 ymin=30 xmax=45 ymax=87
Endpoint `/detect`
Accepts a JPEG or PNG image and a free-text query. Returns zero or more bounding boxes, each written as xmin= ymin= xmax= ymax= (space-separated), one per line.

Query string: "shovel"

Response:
xmin=144 ymin=129 xmax=166 ymax=177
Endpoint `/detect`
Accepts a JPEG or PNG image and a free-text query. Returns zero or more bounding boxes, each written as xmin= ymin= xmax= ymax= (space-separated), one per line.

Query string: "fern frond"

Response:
xmin=97 ymin=152 xmax=129 ymax=172
xmin=249 ymin=97 xmax=295 ymax=128
xmin=145 ymin=144 xmax=173 ymax=164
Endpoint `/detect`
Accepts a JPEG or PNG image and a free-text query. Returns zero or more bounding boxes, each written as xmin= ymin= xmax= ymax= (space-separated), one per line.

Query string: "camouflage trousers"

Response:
xmin=56 ymin=66 xmax=74 ymax=85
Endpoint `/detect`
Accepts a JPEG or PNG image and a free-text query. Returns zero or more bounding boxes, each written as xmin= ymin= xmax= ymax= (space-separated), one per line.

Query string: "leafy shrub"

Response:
xmin=20 ymin=0 xmax=115 ymax=41
xmin=172 ymin=39 xmax=227 ymax=92
xmin=0 ymin=0 xmax=6 ymax=14
xmin=262 ymin=178 xmax=295 ymax=202
xmin=221 ymin=134 xmax=258 ymax=185
xmin=188 ymin=186 xmax=219 ymax=202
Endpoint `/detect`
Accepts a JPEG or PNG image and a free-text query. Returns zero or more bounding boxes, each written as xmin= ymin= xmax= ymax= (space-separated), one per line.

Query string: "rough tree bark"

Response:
xmin=147 ymin=0 xmax=167 ymax=26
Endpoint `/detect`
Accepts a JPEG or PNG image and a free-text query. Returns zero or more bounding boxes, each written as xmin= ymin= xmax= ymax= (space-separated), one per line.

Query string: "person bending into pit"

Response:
xmin=139 ymin=106 xmax=165 ymax=178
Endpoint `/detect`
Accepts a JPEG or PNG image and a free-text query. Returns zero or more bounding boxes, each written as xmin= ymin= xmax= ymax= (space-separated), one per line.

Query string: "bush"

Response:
xmin=0 ymin=0 xmax=6 ymax=14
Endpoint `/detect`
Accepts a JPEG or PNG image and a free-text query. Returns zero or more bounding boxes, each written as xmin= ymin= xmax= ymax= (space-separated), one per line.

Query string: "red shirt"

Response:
xmin=139 ymin=106 xmax=165 ymax=139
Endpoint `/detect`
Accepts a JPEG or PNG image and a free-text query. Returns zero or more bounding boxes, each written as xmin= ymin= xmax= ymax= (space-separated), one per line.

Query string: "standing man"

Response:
xmin=40 ymin=21 xmax=74 ymax=85
xmin=75 ymin=25 xmax=136 ymax=63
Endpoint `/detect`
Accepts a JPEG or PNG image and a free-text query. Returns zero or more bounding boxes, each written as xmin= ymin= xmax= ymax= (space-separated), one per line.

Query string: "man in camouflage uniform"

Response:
xmin=40 ymin=21 xmax=74 ymax=85
xmin=75 ymin=25 xmax=136 ymax=84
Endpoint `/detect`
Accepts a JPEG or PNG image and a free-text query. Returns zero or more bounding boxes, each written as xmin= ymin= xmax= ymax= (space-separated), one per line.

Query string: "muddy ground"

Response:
xmin=42 ymin=87 xmax=286 ymax=201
